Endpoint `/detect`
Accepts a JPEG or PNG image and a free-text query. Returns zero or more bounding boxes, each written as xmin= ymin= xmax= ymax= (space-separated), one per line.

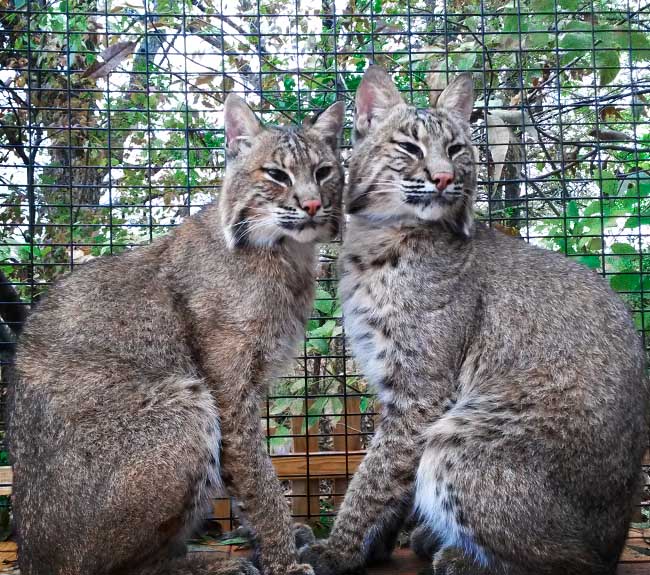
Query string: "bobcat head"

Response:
xmin=220 ymin=95 xmax=345 ymax=248
xmin=347 ymin=66 xmax=478 ymax=238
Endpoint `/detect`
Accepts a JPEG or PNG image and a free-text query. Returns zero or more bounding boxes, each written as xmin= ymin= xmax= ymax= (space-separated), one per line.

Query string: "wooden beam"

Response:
xmin=273 ymin=451 xmax=365 ymax=479
xmin=0 ymin=468 xmax=11 ymax=497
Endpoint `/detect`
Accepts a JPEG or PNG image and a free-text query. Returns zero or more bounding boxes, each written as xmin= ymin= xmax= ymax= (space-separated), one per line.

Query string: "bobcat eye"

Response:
xmin=396 ymin=141 xmax=423 ymax=159
xmin=448 ymin=144 xmax=463 ymax=157
xmin=263 ymin=168 xmax=291 ymax=186
xmin=315 ymin=165 xmax=332 ymax=184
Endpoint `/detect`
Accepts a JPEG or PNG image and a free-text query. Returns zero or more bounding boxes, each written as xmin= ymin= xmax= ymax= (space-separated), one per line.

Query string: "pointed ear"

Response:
xmin=354 ymin=65 xmax=405 ymax=140
xmin=426 ymin=62 xmax=448 ymax=108
xmin=309 ymin=101 xmax=345 ymax=150
xmin=224 ymin=94 xmax=263 ymax=156
xmin=436 ymin=73 xmax=475 ymax=123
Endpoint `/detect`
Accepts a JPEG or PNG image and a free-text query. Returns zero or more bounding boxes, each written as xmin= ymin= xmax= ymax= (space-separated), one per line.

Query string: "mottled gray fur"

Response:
xmin=299 ymin=66 xmax=649 ymax=575
xmin=8 ymin=95 xmax=344 ymax=575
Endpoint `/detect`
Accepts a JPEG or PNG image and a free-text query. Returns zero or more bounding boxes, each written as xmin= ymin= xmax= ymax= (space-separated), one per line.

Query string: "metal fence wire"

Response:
xmin=0 ymin=0 xmax=649 ymax=536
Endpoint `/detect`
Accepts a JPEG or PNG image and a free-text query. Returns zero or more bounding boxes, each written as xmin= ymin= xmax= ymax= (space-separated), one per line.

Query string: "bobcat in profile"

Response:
xmin=299 ymin=66 xmax=649 ymax=575
xmin=8 ymin=95 xmax=344 ymax=575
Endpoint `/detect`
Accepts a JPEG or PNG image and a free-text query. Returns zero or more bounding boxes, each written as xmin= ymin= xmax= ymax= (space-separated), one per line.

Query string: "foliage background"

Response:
xmin=0 ymin=0 xmax=649 ymax=528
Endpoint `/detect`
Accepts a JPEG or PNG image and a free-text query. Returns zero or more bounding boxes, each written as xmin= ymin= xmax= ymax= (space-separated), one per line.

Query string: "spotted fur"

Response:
xmin=7 ymin=96 xmax=344 ymax=575
xmin=300 ymin=66 xmax=648 ymax=575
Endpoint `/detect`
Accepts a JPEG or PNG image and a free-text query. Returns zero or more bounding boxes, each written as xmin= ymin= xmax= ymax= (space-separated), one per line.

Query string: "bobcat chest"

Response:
xmin=340 ymin=254 xmax=404 ymax=395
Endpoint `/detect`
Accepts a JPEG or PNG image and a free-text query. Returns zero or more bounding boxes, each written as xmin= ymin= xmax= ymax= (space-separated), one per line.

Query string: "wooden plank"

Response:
xmin=290 ymin=402 xmax=321 ymax=522
xmin=273 ymin=452 xmax=365 ymax=479
xmin=618 ymin=566 xmax=650 ymax=574
xmin=0 ymin=540 xmax=16 ymax=572
xmin=212 ymin=498 xmax=232 ymax=532
xmin=333 ymin=396 xmax=362 ymax=508
xmin=0 ymin=469 xmax=11 ymax=488
xmin=621 ymin=527 xmax=650 ymax=563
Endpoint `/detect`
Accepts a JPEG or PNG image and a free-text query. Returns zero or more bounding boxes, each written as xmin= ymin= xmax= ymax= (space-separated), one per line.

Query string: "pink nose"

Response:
xmin=433 ymin=172 xmax=454 ymax=191
xmin=301 ymin=199 xmax=321 ymax=217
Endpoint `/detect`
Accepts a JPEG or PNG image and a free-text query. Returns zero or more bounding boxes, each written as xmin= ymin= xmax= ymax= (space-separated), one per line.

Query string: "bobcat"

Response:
xmin=7 ymin=94 xmax=344 ymax=575
xmin=299 ymin=66 xmax=649 ymax=575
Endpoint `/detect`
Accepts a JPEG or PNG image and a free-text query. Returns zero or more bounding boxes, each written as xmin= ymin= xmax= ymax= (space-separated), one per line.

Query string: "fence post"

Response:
xmin=291 ymin=400 xmax=320 ymax=523
xmin=332 ymin=396 xmax=362 ymax=509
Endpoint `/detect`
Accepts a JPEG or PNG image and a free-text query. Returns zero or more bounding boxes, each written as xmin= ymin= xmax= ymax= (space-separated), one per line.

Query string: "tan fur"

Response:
xmin=7 ymin=97 xmax=344 ymax=575
xmin=300 ymin=67 xmax=648 ymax=575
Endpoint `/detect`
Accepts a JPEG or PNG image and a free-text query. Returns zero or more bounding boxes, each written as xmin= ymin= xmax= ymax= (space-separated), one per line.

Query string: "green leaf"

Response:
xmin=584 ymin=201 xmax=602 ymax=217
xmin=308 ymin=319 xmax=335 ymax=338
xmin=603 ymin=198 xmax=636 ymax=217
xmin=527 ymin=32 xmax=552 ymax=50
xmin=566 ymin=200 xmax=579 ymax=219
xmin=630 ymin=31 xmax=650 ymax=62
xmin=215 ymin=537 xmax=250 ymax=546
xmin=314 ymin=288 xmax=335 ymax=315
xmin=624 ymin=216 xmax=650 ymax=228
xmin=609 ymin=273 xmax=641 ymax=293
xmin=502 ymin=14 xmax=518 ymax=34
xmin=577 ymin=255 xmax=602 ymax=270
xmin=576 ymin=232 xmax=602 ymax=252
xmin=308 ymin=396 xmax=329 ymax=416
xmin=306 ymin=396 xmax=336 ymax=429
xmin=581 ymin=216 xmax=603 ymax=235
xmin=530 ymin=0 xmax=554 ymax=11
xmin=329 ymin=397 xmax=343 ymax=416
xmin=451 ymin=50 xmax=477 ymax=71
xmin=596 ymin=49 xmax=620 ymax=86
xmin=270 ymin=397 xmax=303 ymax=416
xmin=610 ymin=242 xmax=637 ymax=255
xmin=360 ymin=396 xmax=369 ymax=413
xmin=559 ymin=22 xmax=593 ymax=63
xmin=307 ymin=320 xmax=336 ymax=355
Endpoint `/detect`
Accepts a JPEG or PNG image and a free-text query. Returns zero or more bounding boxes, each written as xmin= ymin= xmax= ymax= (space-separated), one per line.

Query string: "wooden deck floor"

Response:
xmin=0 ymin=529 xmax=648 ymax=574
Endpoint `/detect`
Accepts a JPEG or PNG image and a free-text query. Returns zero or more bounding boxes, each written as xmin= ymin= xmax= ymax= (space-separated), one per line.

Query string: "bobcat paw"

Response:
xmin=286 ymin=563 xmax=315 ymax=575
xmin=221 ymin=557 xmax=261 ymax=575
xmin=294 ymin=523 xmax=316 ymax=550
xmin=432 ymin=548 xmax=491 ymax=575
xmin=410 ymin=524 xmax=442 ymax=560
xmin=298 ymin=541 xmax=365 ymax=575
